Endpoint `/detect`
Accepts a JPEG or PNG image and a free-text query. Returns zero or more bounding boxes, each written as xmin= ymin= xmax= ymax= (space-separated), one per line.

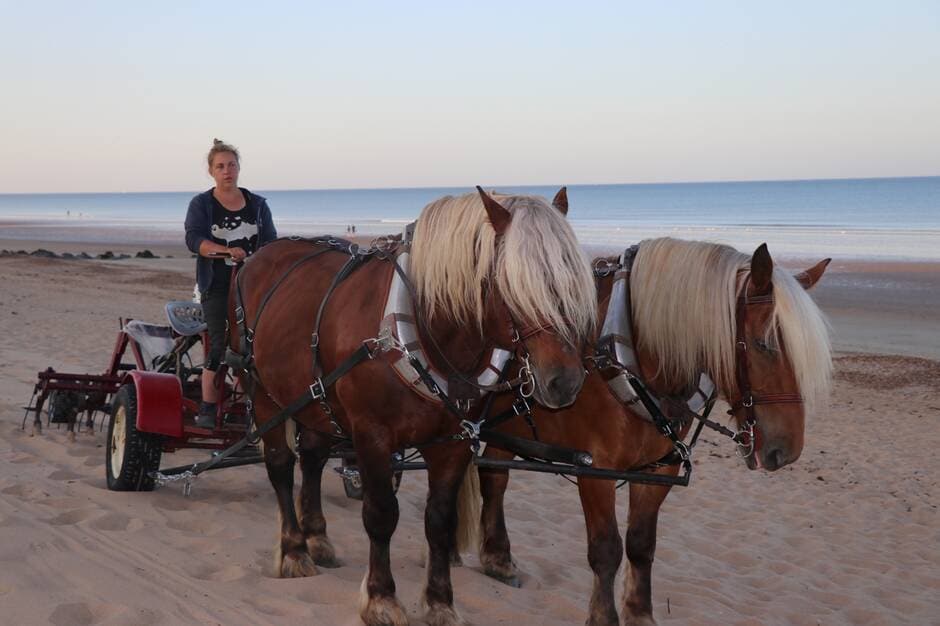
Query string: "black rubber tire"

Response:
xmin=106 ymin=384 xmax=163 ymax=491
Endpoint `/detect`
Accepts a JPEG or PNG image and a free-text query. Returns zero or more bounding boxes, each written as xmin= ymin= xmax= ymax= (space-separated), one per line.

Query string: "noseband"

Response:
xmin=730 ymin=277 xmax=803 ymax=457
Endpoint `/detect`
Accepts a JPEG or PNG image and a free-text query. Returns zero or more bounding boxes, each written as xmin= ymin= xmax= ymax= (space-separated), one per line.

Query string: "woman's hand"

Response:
xmin=229 ymin=247 xmax=247 ymax=263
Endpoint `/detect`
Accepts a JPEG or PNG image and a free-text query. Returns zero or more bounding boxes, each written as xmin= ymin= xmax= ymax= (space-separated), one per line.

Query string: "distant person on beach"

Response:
xmin=184 ymin=139 xmax=277 ymax=428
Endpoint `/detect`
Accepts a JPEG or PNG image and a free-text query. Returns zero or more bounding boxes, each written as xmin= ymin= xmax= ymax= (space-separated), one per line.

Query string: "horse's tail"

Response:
xmin=456 ymin=461 xmax=481 ymax=554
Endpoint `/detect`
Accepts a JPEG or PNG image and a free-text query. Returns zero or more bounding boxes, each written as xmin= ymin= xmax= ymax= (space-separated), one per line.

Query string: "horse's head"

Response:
xmin=410 ymin=186 xmax=596 ymax=410
xmin=730 ymin=244 xmax=832 ymax=471
xmin=477 ymin=187 xmax=595 ymax=408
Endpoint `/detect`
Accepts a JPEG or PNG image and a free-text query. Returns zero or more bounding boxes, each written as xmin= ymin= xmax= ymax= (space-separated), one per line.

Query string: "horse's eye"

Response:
xmin=754 ymin=339 xmax=774 ymax=353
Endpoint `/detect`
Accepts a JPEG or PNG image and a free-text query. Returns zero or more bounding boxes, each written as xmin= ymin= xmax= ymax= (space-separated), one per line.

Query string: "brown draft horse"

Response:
xmin=234 ymin=188 xmax=596 ymax=625
xmin=477 ymin=238 xmax=833 ymax=626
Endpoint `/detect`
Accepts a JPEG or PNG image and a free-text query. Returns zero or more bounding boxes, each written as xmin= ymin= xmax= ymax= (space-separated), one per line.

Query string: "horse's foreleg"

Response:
xmin=421 ymin=444 xmax=472 ymax=626
xmin=478 ymin=446 xmax=521 ymax=587
xmin=257 ymin=396 xmax=317 ymax=578
xmin=297 ymin=426 xmax=340 ymax=567
xmin=356 ymin=436 xmax=408 ymax=626
xmin=579 ymin=477 xmax=622 ymax=626
xmin=621 ymin=467 xmax=676 ymax=626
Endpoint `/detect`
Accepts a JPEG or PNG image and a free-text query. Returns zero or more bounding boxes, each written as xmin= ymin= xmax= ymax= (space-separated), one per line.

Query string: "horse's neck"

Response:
xmin=417 ymin=315 xmax=488 ymax=375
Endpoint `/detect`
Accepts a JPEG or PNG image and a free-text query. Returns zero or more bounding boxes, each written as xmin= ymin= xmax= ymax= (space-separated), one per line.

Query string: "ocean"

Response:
xmin=1 ymin=177 xmax=938 ymax=260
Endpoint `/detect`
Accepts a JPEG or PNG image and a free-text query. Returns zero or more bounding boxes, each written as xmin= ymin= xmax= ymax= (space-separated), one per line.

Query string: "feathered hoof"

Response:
xmin=622 ymin=614 xmax=657 ymax=626
xmin=480 ymin=553 xmax=521 ymax=588
xmin=425 ymin=604 xmax=467 ymax=626
xmin=307 ymin=535 xmax=341 ymax=568
xmin=360 ymin=595 xmax=409 ymax=626
xmin=67 ymin=431 xmax=76 ymax=443
xmin=449 ymin=550 xmax=463 ymax=567
xmin=278 ymin=550 xmax=319 ymax=578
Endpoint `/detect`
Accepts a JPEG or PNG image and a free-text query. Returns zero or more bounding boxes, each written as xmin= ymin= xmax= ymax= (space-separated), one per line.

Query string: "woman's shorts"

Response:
xmin=201 ymin=289 xmax=228 ymax=372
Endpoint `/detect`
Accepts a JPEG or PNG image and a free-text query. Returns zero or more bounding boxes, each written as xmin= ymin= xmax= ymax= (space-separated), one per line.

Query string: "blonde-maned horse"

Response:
xmin=478 ymin=238 xmax=832 ymax=626
xmin=235 ymin=188 xmax=595 ymax=625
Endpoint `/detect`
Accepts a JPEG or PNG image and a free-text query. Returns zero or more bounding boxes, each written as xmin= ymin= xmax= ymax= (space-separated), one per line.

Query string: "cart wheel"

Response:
xmin=106 ymin=384 xmax=163 ymax=491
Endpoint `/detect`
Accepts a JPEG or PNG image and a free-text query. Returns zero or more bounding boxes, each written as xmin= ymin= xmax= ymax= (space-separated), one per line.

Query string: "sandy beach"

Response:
xmin=0 ymin=240 xmax=938 ymax=625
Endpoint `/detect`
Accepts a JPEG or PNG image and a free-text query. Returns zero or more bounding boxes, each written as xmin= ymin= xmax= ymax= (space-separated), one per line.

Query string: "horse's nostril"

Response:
xmin=546 ymin=372 xmax=581 ymax=401
xmin=766 ymin=448 xmax=786 ymax=470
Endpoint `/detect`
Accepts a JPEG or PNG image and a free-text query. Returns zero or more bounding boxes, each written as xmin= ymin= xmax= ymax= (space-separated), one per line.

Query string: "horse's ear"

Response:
xmin=552 ymin=186 xmax=568 ymax=215
xmin=750 ymin=243 xmax=774 ymax=293
xmin=794 ymin=258 xmax=831 ymax=290
xmin=476 ymin=186 xmax=511 ymax=235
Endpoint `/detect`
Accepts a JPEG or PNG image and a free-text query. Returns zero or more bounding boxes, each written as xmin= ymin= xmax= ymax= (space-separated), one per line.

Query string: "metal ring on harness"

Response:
xmin=733 ymin=419 xmax=756 ymax=457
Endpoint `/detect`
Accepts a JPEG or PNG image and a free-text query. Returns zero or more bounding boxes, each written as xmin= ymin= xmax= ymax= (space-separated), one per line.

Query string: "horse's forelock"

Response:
xmin=410 ymin=191 xmax=596 ymax=344
xmin=496 ymin=196 xmax=596 ymax=345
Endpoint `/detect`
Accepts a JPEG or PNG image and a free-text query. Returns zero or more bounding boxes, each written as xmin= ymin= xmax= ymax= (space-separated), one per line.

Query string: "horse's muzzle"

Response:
xmin=534 ymin=366 xmax=586 ymax=409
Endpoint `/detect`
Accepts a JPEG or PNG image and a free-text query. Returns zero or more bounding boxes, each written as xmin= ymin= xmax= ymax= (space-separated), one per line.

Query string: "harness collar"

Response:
xmin=595 ymin=246 xmax=716 ymax=424
xmin=380 ymin=246 xmax=511 ymax=406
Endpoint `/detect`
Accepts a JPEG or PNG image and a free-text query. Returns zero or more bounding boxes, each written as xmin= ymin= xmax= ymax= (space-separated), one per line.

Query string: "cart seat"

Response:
xmin=165 ymin=301 xmax=207 ymax=336
xmin=123 ymin=321 xmax=176 ymax=370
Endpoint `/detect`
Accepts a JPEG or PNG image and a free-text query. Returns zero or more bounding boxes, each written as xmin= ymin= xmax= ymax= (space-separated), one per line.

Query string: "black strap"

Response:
xmin=311 ymin=253 xmax=366 ymax=378
xmin=188 ymin=343 xmax=374 ymax=476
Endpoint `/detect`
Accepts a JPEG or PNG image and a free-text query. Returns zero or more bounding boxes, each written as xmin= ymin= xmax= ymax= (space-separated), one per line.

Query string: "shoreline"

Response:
xmin=3 ymin=218 xmax=940 ymax=262
xmin=1 ymin=237 xmax=938 ymax=361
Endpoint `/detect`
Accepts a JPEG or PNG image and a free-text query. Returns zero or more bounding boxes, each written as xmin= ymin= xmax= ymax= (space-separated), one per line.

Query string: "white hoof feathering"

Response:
xmin=279 ymin=551 xmax=318 ymax=578
xmin=359 ymin=570 xmax=409 ymax=626
xmin=425 ymin=603 xmax=467 ymax=626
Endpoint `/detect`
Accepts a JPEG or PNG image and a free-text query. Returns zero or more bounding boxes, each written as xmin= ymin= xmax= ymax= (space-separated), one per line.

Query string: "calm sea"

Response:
xmin=1 ymin=177 xmax=938 ymax=260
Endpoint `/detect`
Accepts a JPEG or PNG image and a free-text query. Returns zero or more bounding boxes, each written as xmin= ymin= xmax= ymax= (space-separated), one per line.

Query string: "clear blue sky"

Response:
xmin=1 ymin=1 xmax=938 ymax=193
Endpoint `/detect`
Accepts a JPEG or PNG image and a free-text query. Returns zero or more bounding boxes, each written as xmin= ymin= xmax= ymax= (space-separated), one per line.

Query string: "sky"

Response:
xmin=1 ymin=1 xmax=938 ymax=193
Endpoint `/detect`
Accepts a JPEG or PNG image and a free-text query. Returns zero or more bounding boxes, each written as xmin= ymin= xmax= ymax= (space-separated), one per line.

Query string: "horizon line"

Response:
xmin=0 ymin=173 xmax=937 ymax=197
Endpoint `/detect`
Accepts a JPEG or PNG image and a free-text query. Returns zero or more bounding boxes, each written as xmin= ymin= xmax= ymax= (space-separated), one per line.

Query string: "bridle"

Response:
xmin=728 ymin=275 xmax=803 ymax=458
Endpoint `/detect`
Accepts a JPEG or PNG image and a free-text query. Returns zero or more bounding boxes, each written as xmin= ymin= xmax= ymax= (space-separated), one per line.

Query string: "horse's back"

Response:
xmin=239 ymin=238 xmax=396 ymax=410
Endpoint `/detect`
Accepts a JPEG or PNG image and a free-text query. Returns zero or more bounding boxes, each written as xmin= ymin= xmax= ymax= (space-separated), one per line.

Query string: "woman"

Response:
xmin=184 ymin=139 xmax=277 ymax=428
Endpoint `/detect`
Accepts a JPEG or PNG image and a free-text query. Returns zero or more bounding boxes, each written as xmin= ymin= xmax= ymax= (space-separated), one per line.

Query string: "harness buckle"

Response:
xmin=511 ymin=328 xmax=521 ymax=344
xmin=234 ymin=306 xmax=245 ymax=325
xmin=742 ymin=395 xmax=754 ymax=408
xmin=311 ymin=333 xmax=319 ymax=348
xmin=674 ymin=440 xmax=691 ymax=461
xmin=309 ymin=378 xmax=326 ymax=400
xmin=512 ymin=395 xmax=531 ymax=416
xmin=368 ymin=326 xmax=398 ymax=355
xmin=458 ymin=419 xmax=481 ymax=442
xmin=246 ymin=328 xmax=255 ymax=344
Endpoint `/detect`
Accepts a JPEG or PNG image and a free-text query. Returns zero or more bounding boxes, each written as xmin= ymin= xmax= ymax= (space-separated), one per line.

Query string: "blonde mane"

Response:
xmin=410 ymin=191 xmax=596 ymax=345
xmin=629 ymin=238 xmax=832 ymax=409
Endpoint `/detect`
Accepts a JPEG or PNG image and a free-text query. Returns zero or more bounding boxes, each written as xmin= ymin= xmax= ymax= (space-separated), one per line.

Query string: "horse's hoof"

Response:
xmin=360 ymin=595 xmax=409 ymax=626
xmin=449 ymin=551 xmax=463 ymax=567
xmin=622 ymin=615 xmax=657 ymax=626
xmin=487 ymin=570 xmax=522 ymax=588
xmin=279 ymin=551 xmax=318 ymax=578
xmin=425 ymin=603 xmax=467 ymax=626
xmin=67 ymin=431 xmax=76 ymax=443
xmin=480 ymin=554 xmax=521 ymax=588
xmin=307 ymin=536 xmax=341 ymax=568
